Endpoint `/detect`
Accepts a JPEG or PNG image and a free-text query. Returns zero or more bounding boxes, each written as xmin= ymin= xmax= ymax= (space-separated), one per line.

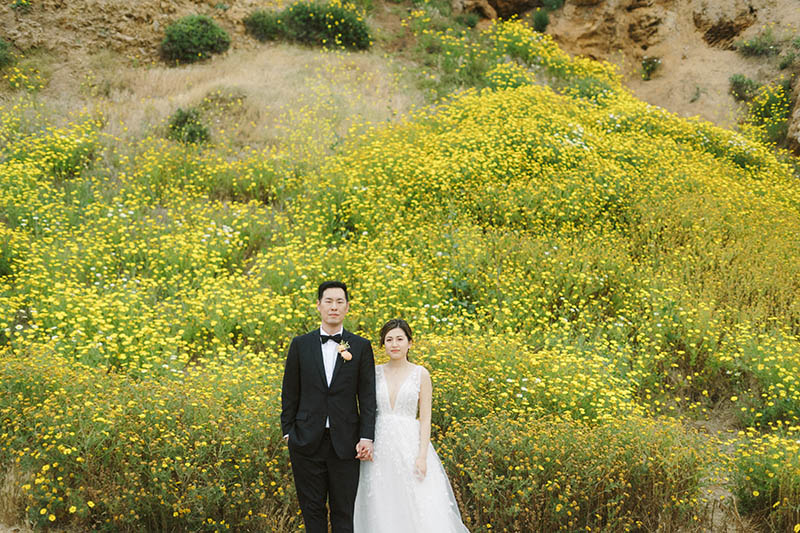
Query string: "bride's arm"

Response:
xmin=415 ymin=367 xmax=433 ymax=479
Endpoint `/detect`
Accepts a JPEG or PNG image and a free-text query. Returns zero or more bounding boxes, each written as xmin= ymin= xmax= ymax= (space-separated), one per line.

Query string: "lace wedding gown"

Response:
xmin=353 ymin=364 xmax=469 ymax=533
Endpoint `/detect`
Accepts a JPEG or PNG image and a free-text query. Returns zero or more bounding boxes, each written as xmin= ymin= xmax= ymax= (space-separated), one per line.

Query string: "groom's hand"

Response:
xmin=355 ymin=439 xmax=373 ymax=461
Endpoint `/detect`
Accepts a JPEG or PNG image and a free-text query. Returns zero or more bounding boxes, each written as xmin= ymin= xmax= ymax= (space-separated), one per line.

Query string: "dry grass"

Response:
xmin=23 ymin=43 xmax=423 ymax=161
xmin=0 ymin=465 xmax=28 ymax=530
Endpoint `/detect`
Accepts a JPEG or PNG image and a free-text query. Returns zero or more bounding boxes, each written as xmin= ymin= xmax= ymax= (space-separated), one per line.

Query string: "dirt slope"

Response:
xmin=2 ymin=0 xmax=799 ymax=147
xmin=543 ymin=0 xmax=800 ymax=150
xmin=0 ymin=0 xmax=272 ymax=59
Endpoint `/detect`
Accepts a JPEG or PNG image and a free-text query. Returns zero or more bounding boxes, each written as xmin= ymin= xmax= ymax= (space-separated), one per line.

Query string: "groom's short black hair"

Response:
xmin=318 ymin=280 xmax=349 ymax=301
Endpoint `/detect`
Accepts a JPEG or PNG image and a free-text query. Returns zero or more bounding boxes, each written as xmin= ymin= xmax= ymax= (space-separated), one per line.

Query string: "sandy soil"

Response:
xmin=544 ymin=0 xmax=800 ymax=130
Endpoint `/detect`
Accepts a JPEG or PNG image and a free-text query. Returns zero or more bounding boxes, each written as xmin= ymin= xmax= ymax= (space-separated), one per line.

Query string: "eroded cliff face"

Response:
xmin=451 ymin=0 xmax=800 ymax=153
xmin=787 ymin=79 xmax=800 ymax=154
xmin=0 ymin=0 xmax=263 ymax=57
xmin=2 ymin=0 xmax=799 ymax=153
xmin=542 ymin=0 xmax=800 ymax=152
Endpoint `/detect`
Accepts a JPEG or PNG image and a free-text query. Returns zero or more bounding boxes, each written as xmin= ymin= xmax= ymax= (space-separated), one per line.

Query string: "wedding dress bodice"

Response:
xmin=354 ymin=363 xmax=470 ymax=532
xmin=376 ymin=364 xmax=420 ymax=419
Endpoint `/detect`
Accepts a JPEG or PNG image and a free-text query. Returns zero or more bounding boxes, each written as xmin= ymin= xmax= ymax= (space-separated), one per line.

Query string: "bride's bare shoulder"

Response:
xmin=413 ymin=364 xmax=431 ymax=378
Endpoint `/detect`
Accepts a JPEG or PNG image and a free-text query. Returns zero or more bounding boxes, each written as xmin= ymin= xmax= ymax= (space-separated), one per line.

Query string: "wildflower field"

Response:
xmin=1 ymin=13 xmax=800 ymax=533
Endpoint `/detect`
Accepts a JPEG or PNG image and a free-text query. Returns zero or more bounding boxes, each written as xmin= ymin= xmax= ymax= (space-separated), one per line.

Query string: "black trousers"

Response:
xmin=289 ymin=429 xmax=360 ymax=533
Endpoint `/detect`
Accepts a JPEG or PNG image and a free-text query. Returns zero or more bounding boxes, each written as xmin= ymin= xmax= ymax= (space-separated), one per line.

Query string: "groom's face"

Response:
xmin=317 ymin=287 xmax=349 ymax=328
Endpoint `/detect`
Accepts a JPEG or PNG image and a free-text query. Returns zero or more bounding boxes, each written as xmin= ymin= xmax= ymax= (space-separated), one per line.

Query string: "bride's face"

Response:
xmin=383 ymin=327 xmax=411 ymax=361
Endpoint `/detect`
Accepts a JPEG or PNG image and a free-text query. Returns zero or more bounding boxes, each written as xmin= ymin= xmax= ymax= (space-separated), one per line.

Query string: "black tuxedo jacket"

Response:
xmin=281 ymin=328 xmax=377 ymax=459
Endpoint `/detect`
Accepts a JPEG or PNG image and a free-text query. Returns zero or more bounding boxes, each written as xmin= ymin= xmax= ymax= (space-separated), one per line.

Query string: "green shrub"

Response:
xmin=244 ymin=2 xmax=370 ymax=50
xmin=281 ymin=1 xmax=371 ymax=50
xmin=243 ymin=9 xmax=282 ymax=42
xmin=746 ymin=79 xmax=792 ymax=145
xmin=729 ymin=73 xmax=760 ymax=101
xmin=735 ymin=29 xmax=779 ymax=57
xmin=160 ymin=14 xmax=231 ymax=64
xmin=454 ymin=11 xmax=480 ymax=29
xmin=167 ymin=107 xmax=210 ymax=144
xmin=542 ymin=0 xmax=564 ymax=10
xmin=11 ymin=0 xmax=31 ymax=12
xmin=779 ymin=52 xmax=796 ymax=70
xmin=0 ymin=38 xmax=13 ymax=69
xmin=641 ymin=56 xmax=661 ymax=80
xmin=532 ymin=8 xmax=549 ymax=32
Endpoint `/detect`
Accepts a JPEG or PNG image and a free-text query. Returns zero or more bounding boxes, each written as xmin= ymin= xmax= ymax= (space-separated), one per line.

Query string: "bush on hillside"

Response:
xmin=167 ymin=107 xmax=210 ymax=144
xmin=729 ymin=73 xmax=760 ymax=101
xmin=0 ymin=38 xmax=13 ymax=69
xmin=532 ymin=8 xmax=549 ymax=32
xmin=245 ymin=2 xmax=371 ymax=50
xmin=243 ymin=9 xmax=282 ymax=42
xmin=641 ymin=56 xmax=661 ymax=80
xmin=744 ymin=79 xmax=792 ymax=145
xmin=160 ymin=14 xmax=231 ymax=64
xmin=779 ymin=52 xmax=796 ymax=70
xmin=542 ymin=0 xmax=564 ymax=9
xmin=735 ymin=29 xmax=779 ymax=57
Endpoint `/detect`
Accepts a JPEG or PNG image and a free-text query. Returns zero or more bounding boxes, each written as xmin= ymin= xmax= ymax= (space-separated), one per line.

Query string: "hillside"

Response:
xmin=542 ymin=0 xmax=800 ymax=152
xmin=1 ymin=1 xmax=800 ymax=532
xmin=3 ymin=0 xmax=800 ymax=151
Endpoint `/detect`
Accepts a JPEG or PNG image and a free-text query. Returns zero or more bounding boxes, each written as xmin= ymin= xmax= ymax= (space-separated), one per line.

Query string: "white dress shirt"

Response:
xmin=320 ymin=326 xmax=344 ymax=428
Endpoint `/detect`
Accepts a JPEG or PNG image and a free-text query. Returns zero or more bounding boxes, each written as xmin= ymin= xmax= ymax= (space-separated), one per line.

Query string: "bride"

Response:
xmin=353 ymin=318 xmax=469 ymax=533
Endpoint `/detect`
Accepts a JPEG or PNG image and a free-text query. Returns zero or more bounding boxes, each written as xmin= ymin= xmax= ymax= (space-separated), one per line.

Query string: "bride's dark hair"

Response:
xmin=379 ymin=318 xmax=413 ymax=359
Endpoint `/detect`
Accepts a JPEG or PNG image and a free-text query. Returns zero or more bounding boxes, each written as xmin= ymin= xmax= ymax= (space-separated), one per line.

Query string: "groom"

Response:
xmin=281 ymin=280 xmax=376 ymax=533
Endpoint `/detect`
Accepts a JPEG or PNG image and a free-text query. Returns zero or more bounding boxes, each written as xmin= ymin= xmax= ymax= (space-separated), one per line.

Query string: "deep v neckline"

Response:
xmin=382 ymin=364 xmax=415 ymax=412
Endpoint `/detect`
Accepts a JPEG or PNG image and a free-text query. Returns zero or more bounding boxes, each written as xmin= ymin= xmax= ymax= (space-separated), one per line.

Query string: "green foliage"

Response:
xmin=532 ymin=8 xmax=550 ymax=32
xmin=243 ymin=9 xmax=282 ymax=41
xmin=729 ymin=73 xmax=760 ymax=101
xmin=406 ymin=16 xmax=620 ymax=101
xmin=735 ymin=29 xmax=779 ymax=57
xmin=441 ymin=415 xmax=704 ymax=532
xmin=167 ymin=107 xmax=210 ymax=144
xmin=454 ymin=11 xmax=480 ymax=29
xmin=542 ymin=0 xmax=564 ymax=10
xmin=160 ymin=14 xmax=231 ymax=64
xmin=244 ymin=2 xmax=371 ymax=50
xmin=744 ymin=79 xmax=792 ymax=145
xmin=779 ymin=52 xmax=796 ymax=70
xmin=0 ymin=38 xmax=13 ymax=69
xmin=732 ymin=431 xmax=800 ymax=531
xmin=0 ymin=239 xmax=14 ymax=278
xmin=11 ymin=0 xmax=31 ymax=12
xmin=641 ymin=56 xmax=661 ymax=80
xmin=281 ymin=1 xmax=371 ymax=50
xmin=0 ymin=352 xmax=299 ymax=532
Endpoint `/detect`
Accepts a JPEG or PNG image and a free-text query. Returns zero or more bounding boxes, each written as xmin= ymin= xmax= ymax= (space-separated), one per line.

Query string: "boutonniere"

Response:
xmin=337 ymin=341 xmax=352 ymax=361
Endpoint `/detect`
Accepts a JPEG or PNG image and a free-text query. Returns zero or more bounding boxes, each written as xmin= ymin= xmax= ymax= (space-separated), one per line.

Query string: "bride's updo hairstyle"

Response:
xmin=379 ymin=318 xmax=413 ymax=360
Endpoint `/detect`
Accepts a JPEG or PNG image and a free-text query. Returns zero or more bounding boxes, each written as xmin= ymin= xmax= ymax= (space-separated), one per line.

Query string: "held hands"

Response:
xmin=413 ymin=455 xmax=427 ymax=481
xmin=355 ymin=439 xmax=373 ymax=461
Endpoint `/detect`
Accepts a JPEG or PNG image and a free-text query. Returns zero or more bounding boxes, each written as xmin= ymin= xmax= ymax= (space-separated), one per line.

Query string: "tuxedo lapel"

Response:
xmin=329 ymin=329 xmax=350 ymax=387
xmin=309 ymin=332 xmax=328 ymax=389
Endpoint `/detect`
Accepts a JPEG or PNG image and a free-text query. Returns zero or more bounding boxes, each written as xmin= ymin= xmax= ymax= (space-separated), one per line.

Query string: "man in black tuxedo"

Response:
xmin=281 ymin=280 xmax=376 ymax=533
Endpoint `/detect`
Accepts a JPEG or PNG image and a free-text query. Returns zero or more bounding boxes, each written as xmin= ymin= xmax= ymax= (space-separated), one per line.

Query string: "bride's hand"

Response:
xmin=414 ymin=456 xmax=427 ymax=481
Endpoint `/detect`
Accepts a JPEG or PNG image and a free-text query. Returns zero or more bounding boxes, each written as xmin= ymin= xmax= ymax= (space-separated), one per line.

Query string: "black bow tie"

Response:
xmin=320 ymin=333 xmax=342 ymax=344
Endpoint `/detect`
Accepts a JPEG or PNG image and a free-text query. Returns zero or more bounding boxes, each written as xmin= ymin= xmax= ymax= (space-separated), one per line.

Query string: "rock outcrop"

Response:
xmin=787 ymin=77 xmax=800 ymax=155
xmin=452 ymin=0 xmax=497 ymax=20
xmin=0 ymin=0 xmax=264 ymax=57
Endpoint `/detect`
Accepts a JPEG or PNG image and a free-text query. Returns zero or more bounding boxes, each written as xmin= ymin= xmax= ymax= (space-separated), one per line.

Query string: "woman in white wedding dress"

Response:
xmin=353 ymin=318 xmax=469 ymax=533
